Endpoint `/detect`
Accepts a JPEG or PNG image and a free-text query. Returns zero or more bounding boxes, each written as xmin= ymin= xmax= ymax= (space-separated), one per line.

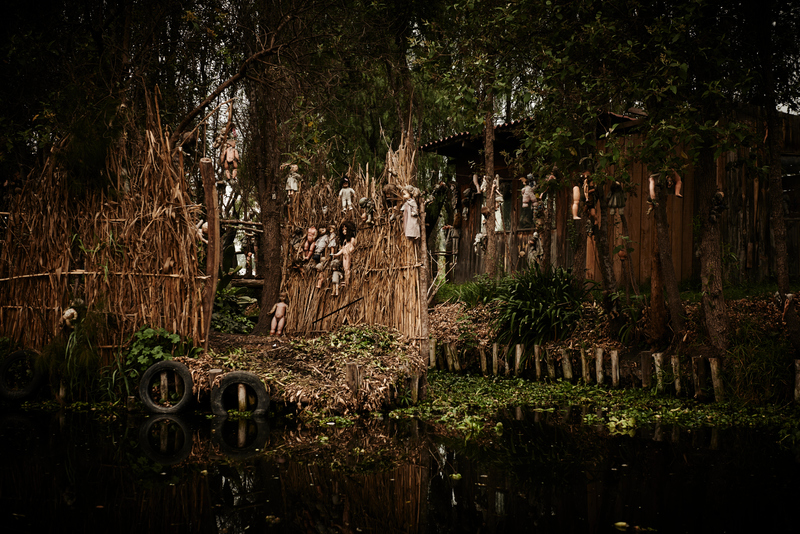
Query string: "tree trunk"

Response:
xmin=696 ymin=142 xmax=728 ymax=354
xmin=766 ymin=107 xmax=800 ymax=351
xmin=648 ymin=241 xmax=669 ymax=345
xmin=571 ymin=217 xmax=587 ymax=290
xmin=593 ymin=187 xmax=618 ymax=312
xmin=484 ymin=90 xmax=498 ymax=277
xmin=652 ymin=172 xmax=686 ymax=340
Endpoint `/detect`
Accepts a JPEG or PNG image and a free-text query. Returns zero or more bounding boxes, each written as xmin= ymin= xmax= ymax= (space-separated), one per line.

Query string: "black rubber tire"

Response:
xmin=210 ymin=371 xmax=270 ymax=416
xmin=0 ymin=350 xmax=45 ymax=401
xmin=138 ymin=414 xmax=193 ymax=465
xmin=138 ymin=360 xmax=194 ymax=414
xmin=211 ymin=415 xmax=270 ymax=460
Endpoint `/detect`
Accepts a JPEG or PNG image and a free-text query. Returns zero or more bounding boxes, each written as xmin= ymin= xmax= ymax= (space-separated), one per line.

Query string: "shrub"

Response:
xmin=211 ymin=286 xmax=257 ymax=334
xmin=438 ymin=274 xmax=505 ymax=307
xmin=493 ymin=266 xmax=591 ymax=348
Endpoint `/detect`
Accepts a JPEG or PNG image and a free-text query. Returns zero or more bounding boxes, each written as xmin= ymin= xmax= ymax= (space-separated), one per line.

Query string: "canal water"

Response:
xmin=1 ymin=408 xmax=798 ymax=533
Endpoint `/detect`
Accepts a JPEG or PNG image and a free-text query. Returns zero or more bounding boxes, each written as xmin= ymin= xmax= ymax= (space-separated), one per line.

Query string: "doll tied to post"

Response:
xmin=269 ymin=292 xmax=289 ymax=336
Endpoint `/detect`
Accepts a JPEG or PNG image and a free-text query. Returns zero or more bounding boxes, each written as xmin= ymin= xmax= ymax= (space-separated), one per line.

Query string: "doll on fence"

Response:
xmin=339 ymin=179 xmax=356 ymax=212
xmin=268 ymin=292 xmax=289 ymax=336
xmin=332 ymin=220 xmax=357 ymax=287
xmin=331 ymin=258 xmax=343 ymax=296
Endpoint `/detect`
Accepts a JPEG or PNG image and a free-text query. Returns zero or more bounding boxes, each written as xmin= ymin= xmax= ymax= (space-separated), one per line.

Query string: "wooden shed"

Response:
xmin=421 ymin=110 xmax=800 ymax=288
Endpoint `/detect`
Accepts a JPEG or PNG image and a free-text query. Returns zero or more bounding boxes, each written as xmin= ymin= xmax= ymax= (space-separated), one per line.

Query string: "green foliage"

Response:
xmin=124 ymin=326 xmax=201 ymax=383
xmin=493 ymin=266 xmax=591 ymax=348
xmin=609 ymin=291 xmax=647 ymax=347
xmin=211 ymin=286 xmax=257 ymax=334
xmin=438 ymin=275 xmax=505 ymax=307
xmin=39 ymin=309 xmax=105 ymax=401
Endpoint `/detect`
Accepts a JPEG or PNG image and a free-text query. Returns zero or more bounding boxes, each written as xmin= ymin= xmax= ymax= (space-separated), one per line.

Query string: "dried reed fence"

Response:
xmin=283 ymin=134 xmax=425 ymax=341
xmin=0 ymin=104 xmax=207 ymax=355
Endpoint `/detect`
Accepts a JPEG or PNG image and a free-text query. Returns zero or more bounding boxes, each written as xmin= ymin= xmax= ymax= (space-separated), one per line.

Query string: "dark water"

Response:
xmin=1 ymin=407 xmax=798 ymax=534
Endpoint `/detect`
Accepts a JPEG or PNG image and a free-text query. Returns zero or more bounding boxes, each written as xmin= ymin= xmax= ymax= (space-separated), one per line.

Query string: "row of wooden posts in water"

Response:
xmin=429 ymin=339 xmax=800 ymax=403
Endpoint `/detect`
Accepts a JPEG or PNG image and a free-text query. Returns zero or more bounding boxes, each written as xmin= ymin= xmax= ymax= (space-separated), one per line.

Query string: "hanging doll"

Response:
xmin=400 ymin=185 xmax=421 ymax=239
xmin=220 ymin=139 xmax=239 ymax=180
xmin=339 ymin=179 xmax=356 ymax=212
xmin=332 ymin=220 xmax=357 ymax=287
xmin=382 ymin=183 xmax=403 ymax=221
xmin=359 ymin=197 xmax=375 ymax=224
xmin=520 ymin=175 xmax=537 ymax=227
xmin=312 ymin=226 xmax=329 ymax=264
xmin=608 ymin=181 xmax=626 ymax=216
xmin=331 ymin=259 xmax=343 ymax=296
xmin=269 ymin=292 xmax=289 ymax=336
xmin=480 ymin=174 xmax=503 ymax=231
xmin=669 ymin=171 xmax=683 ymax=198
xmin=582 ymin=171 xmax=596 ymax=223
xmin=302 ymin=226 xmax=318 ymax=261
xmin=283 ymin=163 xmax=301 ymax=196
xmin=315 ymin=256 xmax=329 ymax=289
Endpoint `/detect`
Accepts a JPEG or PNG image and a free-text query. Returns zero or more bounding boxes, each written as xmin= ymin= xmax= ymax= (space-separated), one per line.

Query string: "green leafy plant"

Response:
xmin=438 ymin=274 xmax=505 ymax=307
xmin=124 ymin=326 xmax=200 ymax=382
xmin=493 ymin=265 xmax=591 ymax=348
xmin=211 ymin=286 xmax=257 ymax=334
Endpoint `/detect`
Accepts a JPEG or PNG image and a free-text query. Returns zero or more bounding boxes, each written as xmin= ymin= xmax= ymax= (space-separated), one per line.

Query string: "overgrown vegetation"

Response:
xmin=211 ymin=286 xmax=257 ymax=334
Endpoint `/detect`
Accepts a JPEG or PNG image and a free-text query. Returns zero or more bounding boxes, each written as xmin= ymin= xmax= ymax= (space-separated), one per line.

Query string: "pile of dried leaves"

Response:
xmin=193 ymin=326 xmax=424 ymax=415
xmin=428 ymin=301 xmax=499 ymax=348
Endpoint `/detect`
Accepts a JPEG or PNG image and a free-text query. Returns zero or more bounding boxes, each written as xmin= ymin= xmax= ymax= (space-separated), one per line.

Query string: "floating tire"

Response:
xmin=212 ymin=415 xmax=270 ymax=460
xmin=138 ymin=360 xmax=194 ymax=414
xmin=138 ymin=414 xmax=193 ymax=465
xmin=210 ymin=371 xmax=270 ymax=416
xmin=0 ymin=350 xmax=45 ymax=401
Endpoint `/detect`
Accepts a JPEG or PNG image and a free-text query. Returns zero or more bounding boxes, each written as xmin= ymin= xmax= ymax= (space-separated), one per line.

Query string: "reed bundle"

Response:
xmin=0 ymin=102 xmax=206 ymax=355
xmin=283 ymin=133 xmax=424 ymax=342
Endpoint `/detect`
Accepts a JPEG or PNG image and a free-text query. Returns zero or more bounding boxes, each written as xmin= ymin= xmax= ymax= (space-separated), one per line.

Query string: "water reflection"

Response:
xmin=1 ymin=408 xmax=798 ymax=533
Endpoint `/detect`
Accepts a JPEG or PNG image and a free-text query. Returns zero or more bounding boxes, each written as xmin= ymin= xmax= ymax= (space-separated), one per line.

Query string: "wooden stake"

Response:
xmin=640 ymin=351 xmax=652 ymax=388
xmin=561 ymin=349 xmax=573 ymax=381
xmin=709 ymin=358 xmax=724 ymax=402
xmin=346 ymin=362 xmax=361 ymax=395
xmin=504 ymin=345 xmax=511 ymax=376
xmin=451 ymin=343 xmax=461 ymax=372
xmin=429 ymin=338 xmax=437 ymax=369
xmin=692 ymin=356 xmax=706 ymax=399
xmin=160 ymin=371 xmax=169 ymax=403
xmin=534 ymin=345 xmax=542 ymax=380
xmin=238 ymin=383 xmax=247 ymax=412
xmin=515 ymin=344 xmax=524 ymax=376
xmin=653 ymin=352 xmax=664 ymax=393
xmin=595 ymin=348 xmax=604 ymax=385
xmin=480 ymin=347 xmax=487 ymax=375
xmin=581 ymin=347 xmax=590 ymax=384
xmin=610 ymin=350 xmax=619 ymax=387
xmin=493 ymin=342 xmax=499 ymax=375
xmin=546 ymin=348 xmax=556 ymax=380
xmin=671 ymin=354 xmax=682 ymax=396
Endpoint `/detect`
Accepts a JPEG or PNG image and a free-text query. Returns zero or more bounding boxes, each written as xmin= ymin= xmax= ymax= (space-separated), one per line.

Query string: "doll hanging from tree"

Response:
xmin=282 ymin=163 xmax=301 ymax=196
xmin=220 ymin=138 xmax=239 ymax=180
xmin=400 ymin=185 xmax=421 ymax=239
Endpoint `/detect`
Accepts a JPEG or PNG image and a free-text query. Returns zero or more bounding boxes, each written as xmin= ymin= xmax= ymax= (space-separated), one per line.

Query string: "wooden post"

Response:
xmin=561 ymin=349 xmax=573 ymax=381
xmin=449 ymin=343 xmax=461 ymax=372
xmin=640 ymin=351 xmax=652 ymax=388
xmin=795 ymin=360 xmax=800 ymax=402
xmin=581 ymin=347 xmax=590 ymax=383
xmin=504 ymin=345 xmax=511 ymax=376
xmin=610 ymin=350 xmax=619 ymax=387
xmin=671 ymin=354 xmax=682 ymax=396
xmin=653 ymin=353 xmax=664 ymax=393
xmin=595 ymin=348 xmax=604 ymax=385
xmin=429 ymin=338 xmax=437 ymax=369
xmin=238 ymin=383 xmax=247 ymax=412
xmin=346 ymin=362 xmax=361 ymax=395
xmin=410 ymin=372 xmax=420 ymax=404
xmin=492 ymin=342 xmax=499 ymax=375
xmin=709 ymin=358 xmax=724 ymax=402
xmin=546 ymin=348 xmax=556 ymax=380
xmin=237 ymin=419 xmax=247 ymax=447
xmin=515 ymin=344 xmax=524 ymax=376
xmin=160 ymin=371 xmax=169 ymax=403
xmin=479 ymin=347 xmax=487 ymax=375
xmin=692 ymin=356 xmax=706 ymax=399
xmin=200 ymin=157 xmax=219 ymax=353
xmin=534 ymin=345 xmax=542 ymax=380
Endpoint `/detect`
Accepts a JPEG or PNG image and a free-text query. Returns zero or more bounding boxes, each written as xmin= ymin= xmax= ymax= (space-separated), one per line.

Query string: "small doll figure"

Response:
xmin=339 ymin=179 xmax=356 ymax=211
xmin=520 ymin=175 xmax=536 ymax=227
xmin=649 ymin=173 xmax=659 ymax=203
xmin=527 ymin=231 xmax=544 ymax=268
xmin=359 ymin=197 xmax=375 ymax=224
xmin=315 ymin=256 xmax=329 ymax=289
xmin=284 ymin=163 xmax=301 ymax=196
xmin=269 ymin=292 xmax=289 ymax=336
xmin=331 ymin=259 xmax=343 ymax=296
xmin=382 ymin=183 xmax=403 ymax=221
xmin=333 ymin=221 xmax=357 ymax=287
xmin=195 ymin=220 xmax=208 ymax=244
xmin=302 ymin=226 xmax=318 ymax=261
xmin=400 ymin=185 xmax=420 ymax=239
xmin=312 ymin=226 xmax=329 ymax=263
xmin=325 ymin=224 xmax=337 ymax=256
xmin=220 ymin=139 xmax=239 ymax=180
xmin=608 ymin=181 xmax=626 ymax=216
xmin=582 ymin=171 xmax=596 ymax=222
